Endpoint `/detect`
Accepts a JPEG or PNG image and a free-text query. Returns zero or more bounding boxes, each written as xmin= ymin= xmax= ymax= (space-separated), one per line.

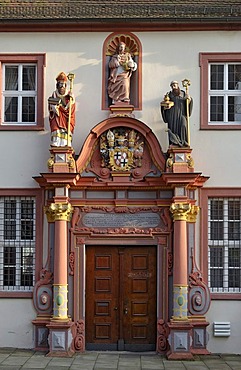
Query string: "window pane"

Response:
xmin=211 ymin=199 xmax=223 ymax=219
xmin=229 ymin=95 xmax=241 ymax=122
xmin=4 ymin=221 xmax=16 ymax=239
xmin=4 ymin=200 xmax=16 ymax=239
xmin=210 ymin=96 xmax=224 ymax=121
xmin=210 ymin=221 xmax=223 ymax=240
xmin=21 ymin=200 xmax=34 ymax=219
xmin=21 ymin=220 xmax=33 ymax=240
xmin=210 ymin=65 xmax=224 ymax=90
xmin=228 ymin=200 xmax=241 ymax=239
xmin=21 ymin=247 xmax=33 ymax=286
xmin=4 ymin=97 xmax=18 ymax=122
xmin=5 ymin=66 xmax=18 ymax=91
xmin=228 ymin=221 xmax=240 ymax=240
xmin=210 ymin=269 xmax=223 ymax=288
xmin=228 ymin=64 xmax=241 ymax=90
xmin=210 ymin=200 xmax=223 ymax=239
xmin=228 ymin=269 xmax=240 ymax=288
xmin=21 ymin=200 xmax=34 ymax=240
xmin=5 ymin=200 xmax=16 ymax=218
xmin=22 ymin=66 xmax=36 ymax=91
xmin=210 ymin=246 xmax=223 ymax=267
xmin=229 ymin=248 xmax=240 ymax=267
xmin=22 ymin=97 xmax=35 ymax=122
xmin=4 ymin=247 xmax=16 ymax=286
xmin=4 ymin=246 xmax=16 ymax=265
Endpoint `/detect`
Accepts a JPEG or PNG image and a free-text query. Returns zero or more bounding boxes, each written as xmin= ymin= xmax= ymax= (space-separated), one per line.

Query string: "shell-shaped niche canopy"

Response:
xmin=106 ymin=34 xmax=139 ymax=56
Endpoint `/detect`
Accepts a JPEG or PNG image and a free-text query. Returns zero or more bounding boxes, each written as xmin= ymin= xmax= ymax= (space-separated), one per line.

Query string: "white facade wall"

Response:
xmin=0 ymin=299 xmax=35 ymax=348
xmin=0 ymin=30 xmax=240 ymax=351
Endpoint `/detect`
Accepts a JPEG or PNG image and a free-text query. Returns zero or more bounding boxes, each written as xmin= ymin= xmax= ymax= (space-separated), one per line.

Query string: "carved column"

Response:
xmin=167 ymin=202 xmax=194 ymax=360
xmin=45 ymin=201 xmax=74 ymax=356
xmin=171 ymin=202 xmax=191 ymax=320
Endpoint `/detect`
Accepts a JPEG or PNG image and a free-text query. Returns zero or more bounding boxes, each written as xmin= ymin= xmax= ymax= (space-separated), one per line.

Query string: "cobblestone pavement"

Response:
xmin=1 ymin=349 xmax=241 ymax=370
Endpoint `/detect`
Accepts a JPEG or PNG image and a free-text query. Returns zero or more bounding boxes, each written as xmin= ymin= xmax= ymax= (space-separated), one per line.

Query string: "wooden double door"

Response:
xmin=86 ymin=245 xmax=157 ymax=351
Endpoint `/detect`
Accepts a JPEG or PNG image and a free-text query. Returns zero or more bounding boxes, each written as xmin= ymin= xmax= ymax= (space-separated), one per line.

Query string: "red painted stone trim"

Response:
xmin=0 ymin=53 xmax=46 ymax=131
xmin=0 ymin=188 xmax=44 ymax=297
xmin=200 ymin=52 xmax=241 ymax=130
xmin=199 ymin=187 xmax=241 ymax=299
xmin=1 ymin=23 xmax=241 ymax=33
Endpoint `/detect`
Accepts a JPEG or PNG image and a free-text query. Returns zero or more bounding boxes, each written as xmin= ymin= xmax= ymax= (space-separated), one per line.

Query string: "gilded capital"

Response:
xmin=170 ymin=202 xmax=191 ymax=221
xmin=45 ymin=202 xmax=74 ymax=222
xmin=186 ymin=205 xmax=200 ymax=223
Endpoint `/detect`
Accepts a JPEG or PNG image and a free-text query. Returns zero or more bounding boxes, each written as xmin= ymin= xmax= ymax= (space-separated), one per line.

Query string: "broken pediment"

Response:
xmin=75 ymin=117 xmax=166 ymax=183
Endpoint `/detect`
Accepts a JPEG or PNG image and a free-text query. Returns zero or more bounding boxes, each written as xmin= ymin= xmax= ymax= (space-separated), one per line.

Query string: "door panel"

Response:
xmin=122 ymin=248 xmax=156 ymax=350
xmin=85 ymin=245 xmax=157 ymax=351
xmin=86 ymin=246 xmax=119 ymax=349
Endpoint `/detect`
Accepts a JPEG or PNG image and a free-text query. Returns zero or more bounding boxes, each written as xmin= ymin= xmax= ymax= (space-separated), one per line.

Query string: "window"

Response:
xmin=200 ymin=53 xmax=241 ymax=130
xmin=0 ymin=196 xmax=36 ymax=292
xmin=0 ymin=54 xmax=45 ymax=130
xmin=3 ymin=64 xmax=36 ymax=124
xmin=208 ymin=198 xmax=241 ymax=293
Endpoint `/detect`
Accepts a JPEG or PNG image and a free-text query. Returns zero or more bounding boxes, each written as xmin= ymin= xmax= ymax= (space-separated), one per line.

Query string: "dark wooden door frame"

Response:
xmin=70 ymin=236 xmax=169 ymax=353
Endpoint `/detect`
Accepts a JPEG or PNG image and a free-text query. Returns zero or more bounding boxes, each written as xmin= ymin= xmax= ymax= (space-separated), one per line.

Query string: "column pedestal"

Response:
xmin=167 ymin=320 xmax=194 ymax=360
xmin=47 ymin=320 xmax=74 ymax=357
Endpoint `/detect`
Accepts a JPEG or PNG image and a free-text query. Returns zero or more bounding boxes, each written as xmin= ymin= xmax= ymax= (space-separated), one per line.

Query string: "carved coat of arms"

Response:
xmin=100 ymin=128 xmax=144 ymax=171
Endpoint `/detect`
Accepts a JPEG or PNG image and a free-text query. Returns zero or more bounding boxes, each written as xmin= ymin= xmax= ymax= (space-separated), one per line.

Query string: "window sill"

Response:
xmin=211 ymin=293 xmax=241 ymax=300
xmin=0 ymin=291 xmax=33 ymax=298
xmin=0 ymin=125 xmax=44 ymax=131
xmin=201 ymin=124 xmax=241 ymax=130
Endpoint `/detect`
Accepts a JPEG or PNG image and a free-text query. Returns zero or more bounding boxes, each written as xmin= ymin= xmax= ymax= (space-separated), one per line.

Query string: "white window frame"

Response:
xmin=208 ymin=198 xmax=241 ymax=293
xmin=0 ymin=196 xmax=36 ymax=292
xmin=208 ymin=62 xmax=241 ymax=126
xmin=2 ymin=63 xmax=37 ymax=125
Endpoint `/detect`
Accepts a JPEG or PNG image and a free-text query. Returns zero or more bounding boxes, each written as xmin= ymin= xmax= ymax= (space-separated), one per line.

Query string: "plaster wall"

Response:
xmin=0 ymin=299 xmax=35 ymax=348
xmin=0 ymin=31 xmax=240 ymax=187
xmin=206 ymin=301 xmax=241 ymax=354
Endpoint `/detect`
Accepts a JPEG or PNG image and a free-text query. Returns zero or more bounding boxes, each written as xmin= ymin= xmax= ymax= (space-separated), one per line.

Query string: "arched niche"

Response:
xmin=102 ymin=32 xmax=142 ymax=110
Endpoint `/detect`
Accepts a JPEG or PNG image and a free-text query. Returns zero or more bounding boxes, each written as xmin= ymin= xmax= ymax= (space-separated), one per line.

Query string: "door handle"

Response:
xmin=124 ymin=307 xmax=128 ymax=314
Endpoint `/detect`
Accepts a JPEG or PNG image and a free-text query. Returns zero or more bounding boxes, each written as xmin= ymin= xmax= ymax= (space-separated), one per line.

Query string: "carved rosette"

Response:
xmin=33 ymin=269 xmax=53 ymax=315
xmin=45 ymin=202 xmax=74 ymax=222
xmin=157 ymin=319 xmax=170 ymax=353
xmin=170 ymin=203 xmax=191 ymax=221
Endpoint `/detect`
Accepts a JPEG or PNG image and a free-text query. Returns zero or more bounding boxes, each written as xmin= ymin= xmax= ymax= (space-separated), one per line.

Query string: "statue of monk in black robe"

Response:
xmin=161 ymin=81 xmax=193 ymax=147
